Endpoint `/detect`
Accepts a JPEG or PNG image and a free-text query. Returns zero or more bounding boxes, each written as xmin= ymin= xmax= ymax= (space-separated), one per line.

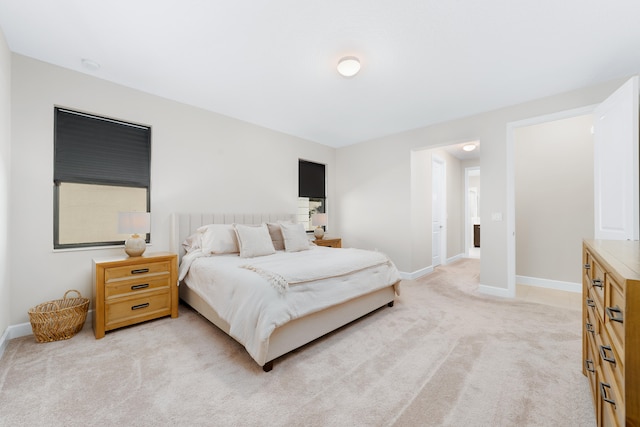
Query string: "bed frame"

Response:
xmin=170 ymin=213 xmax=397 ymax=372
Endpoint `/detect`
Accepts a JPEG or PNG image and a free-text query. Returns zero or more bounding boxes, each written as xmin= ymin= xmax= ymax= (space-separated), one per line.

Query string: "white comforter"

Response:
xmin=180 ymin=246 xmax=400 ymax=365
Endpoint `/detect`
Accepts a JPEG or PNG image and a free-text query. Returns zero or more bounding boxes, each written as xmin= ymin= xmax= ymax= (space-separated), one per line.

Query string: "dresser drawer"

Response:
xmin=104 ymin=261 xmax=171 ymax=282
xmin=585 ymin=299 xmax=600 ymax=336
xmin=584 ymin=330 xmax=598 ymax=399
xmin=587 ymin=287 xmax=604 ymax=324
xmin=599 ymin=361 xmax=625 ymax=427
xmin=606 ymin=275 xmax=625 ymax=354
xmin=105 ymin=276 xmax=170 ymax=299
xmin=587 ymin=255 xmax=606 ymax=319
xmin=105 ymin=291 xmax=171 ymax=328
xmin=597 ymin=326 xmax=624 ymax=395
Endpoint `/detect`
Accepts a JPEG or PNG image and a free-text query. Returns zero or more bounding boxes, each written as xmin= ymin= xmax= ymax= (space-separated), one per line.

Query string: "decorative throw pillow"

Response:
xmin=182 ymin=233 xmax=201 ymax=253
xmin=197 ymin=224 xmax=239 ymax=254
xmin=266 ymin=222 xmax=287 ymax=251
xmin=279 ymin=221 xmax=310 ymax=252
xmin=234 ymin=223 xmax=276 ymax=258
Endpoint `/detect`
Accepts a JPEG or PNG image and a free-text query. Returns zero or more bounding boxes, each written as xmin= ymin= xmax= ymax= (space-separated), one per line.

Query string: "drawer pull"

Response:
xmin=131 ymin=268 xmax=150 ymax=274
xmin=599 ymin=345 xmax=616 ymax=365
xmin=131 ymin=303 xmax=150 ymax=310
xmin=584 ymin=263 xmax=591 ymax=270
xmin=586 ymin=322 xmax=594 ymax=334
xmin=586 ymin=298 xmax=595 ymax=308
xmin=592 ymin=279 xmax=603 ymax=288
xmin=585 ymin=359 xmax=595 ymax=373
xmin=605 ymin=306 xmax=624 ymax=323
xmin=600 ymin=382 xmax=616 ymax=407
xmin=131 ymin=283 xmax=149 ymax=290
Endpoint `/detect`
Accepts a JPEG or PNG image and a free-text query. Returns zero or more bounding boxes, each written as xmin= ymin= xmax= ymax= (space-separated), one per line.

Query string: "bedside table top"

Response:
xmin=93 ymin=251 xmax=177 ymax=265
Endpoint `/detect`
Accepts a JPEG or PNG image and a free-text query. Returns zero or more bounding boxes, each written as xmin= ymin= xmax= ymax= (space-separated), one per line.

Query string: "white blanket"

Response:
xmin=239 ymin=247 xmax=394 ymax=293
xmin=180 ymin=246 xmax=400 ymax=365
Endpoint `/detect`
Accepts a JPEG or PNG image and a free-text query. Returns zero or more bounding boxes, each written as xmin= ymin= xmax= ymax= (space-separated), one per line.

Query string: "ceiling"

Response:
xmin=1 ymin=1 xmax=640 ymax=148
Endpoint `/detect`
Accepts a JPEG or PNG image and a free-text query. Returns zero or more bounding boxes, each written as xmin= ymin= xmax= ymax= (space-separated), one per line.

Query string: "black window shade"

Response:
xmin=299 ymin=160 xmax=326 ymax=198
xmin=54 ymin=108 xmax=150 ymax=188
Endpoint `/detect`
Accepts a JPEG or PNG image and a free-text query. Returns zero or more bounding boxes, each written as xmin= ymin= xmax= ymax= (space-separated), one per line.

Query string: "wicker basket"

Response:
xmin=28 ymin=290 xmax=90 ymax=343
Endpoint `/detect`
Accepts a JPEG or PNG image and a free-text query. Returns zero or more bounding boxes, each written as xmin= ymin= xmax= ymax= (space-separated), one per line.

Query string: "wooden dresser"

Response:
xmin=582 ymin=240 xmax=640 ymax=426
xmin=93 ymin=252 xmax=178 ymax=339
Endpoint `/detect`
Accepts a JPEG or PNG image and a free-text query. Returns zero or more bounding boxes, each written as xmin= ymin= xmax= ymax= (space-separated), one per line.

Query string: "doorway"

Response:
xmin=465 ymin=167 xmax=480 ymax=258
xmin=432 ymin=154 xmax=446 ymax=267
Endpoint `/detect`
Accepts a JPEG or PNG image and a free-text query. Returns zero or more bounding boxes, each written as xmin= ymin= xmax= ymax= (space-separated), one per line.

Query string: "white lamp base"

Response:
xmin=124 ymin=234 xmax=147 ymax=257
xmin=314 ymin=227 xmax=325 ymax=240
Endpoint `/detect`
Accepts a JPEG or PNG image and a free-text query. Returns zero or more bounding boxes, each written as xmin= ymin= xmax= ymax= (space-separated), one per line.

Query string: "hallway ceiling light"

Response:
xmin=463 ymin=144 xmax=476 ymax=152
xmin=337 ymin=56 xmax=361 ymax=77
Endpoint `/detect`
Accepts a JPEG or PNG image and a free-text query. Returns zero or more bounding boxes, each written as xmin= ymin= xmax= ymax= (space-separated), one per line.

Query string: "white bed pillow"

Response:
xmin=234 ymin=223 xmax=276 ymax=258
xmin=197 ymin=224 xmax=239 ymax=254
xmin=279 ymin=221 xmax=310 ymax=252
xmin=182 ymin=233 xmax=201 ymax=253
xmin=266 ymin=222 xmax=287 ymax=251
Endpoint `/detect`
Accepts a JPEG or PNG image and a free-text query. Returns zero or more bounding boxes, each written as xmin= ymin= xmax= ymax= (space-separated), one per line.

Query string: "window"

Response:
xmin=54 ymin=108 xmax=151 ymax=249
xmin=298 ymin=159 xmax=326 ymax=231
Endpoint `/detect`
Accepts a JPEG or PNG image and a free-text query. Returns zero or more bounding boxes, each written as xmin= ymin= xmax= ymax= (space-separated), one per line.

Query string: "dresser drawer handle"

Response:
xmin=131 ymin=303 xmax=150 ymax=310
xmin=131 ymin=283 xmax=149 ymax=290
xmin=605 ymin=306 xmax=624 ymax=323
xmin=592 ymin=279 xmax=603 ymax=288
xmin=584 ymin=263 xmax=590 ymax=270
xmin=600 ymin=382 xmax=616 ymax=407
xmin=131 ymin=268 xmax=150 ymax=274
xmin=585 ymin=359 xmax=595 ymax=373
xmin=585 ymin=322 xmax=594 ymax=334
xmin=586 ymin=298 xmax=595 ymax=308
xmin=599 ymin=345 xmax=616 ymax=365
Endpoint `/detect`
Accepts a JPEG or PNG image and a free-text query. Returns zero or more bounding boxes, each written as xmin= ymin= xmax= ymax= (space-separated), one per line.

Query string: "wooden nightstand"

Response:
xmin=314 ymin=237 xmax=342 ymax=248
xmin=92 ymin=252 xmax=178 ymax=339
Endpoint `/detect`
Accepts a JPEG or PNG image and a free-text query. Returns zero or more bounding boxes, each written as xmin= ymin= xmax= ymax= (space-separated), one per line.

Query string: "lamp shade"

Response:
xmin=311 ymin=213 xmax=328 ymax=227
xmin=118 ymin=212 xmax=150 ymax=235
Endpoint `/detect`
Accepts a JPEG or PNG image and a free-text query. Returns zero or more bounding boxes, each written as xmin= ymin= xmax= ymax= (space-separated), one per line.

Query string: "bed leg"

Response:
xmin=387 ymin=301 xmax=394 ymax=307
xmin=263 ymin=361 xmax=273 ymax=372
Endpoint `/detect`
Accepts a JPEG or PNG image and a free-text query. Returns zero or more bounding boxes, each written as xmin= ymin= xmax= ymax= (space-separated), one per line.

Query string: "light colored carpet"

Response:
xmin=0 ymin=258 xmax=595 ymax=426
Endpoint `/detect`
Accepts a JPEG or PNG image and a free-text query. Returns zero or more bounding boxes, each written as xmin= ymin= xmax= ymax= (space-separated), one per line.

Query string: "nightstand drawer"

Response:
xmin=104 ymin=261 xmax=171 ymax=282
xmin=105 ymin=276 xmax=170 ymax=298
xmin=106 ymin=291 xmax=171 ymax=328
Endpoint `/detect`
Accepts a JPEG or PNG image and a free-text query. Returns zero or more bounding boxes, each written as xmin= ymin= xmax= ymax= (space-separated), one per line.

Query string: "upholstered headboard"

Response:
xmin=170 ymin=213 xmax=296 ymax=262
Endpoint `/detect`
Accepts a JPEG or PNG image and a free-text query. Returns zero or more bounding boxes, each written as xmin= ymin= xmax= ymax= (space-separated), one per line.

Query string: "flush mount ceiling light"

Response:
xmin=463 ymin=144 xmax=477 ymax=152
xmin=81 ymin=58 xmax=100 ymax=71
xmin=337 ymin=56 xmax=361 ymax=77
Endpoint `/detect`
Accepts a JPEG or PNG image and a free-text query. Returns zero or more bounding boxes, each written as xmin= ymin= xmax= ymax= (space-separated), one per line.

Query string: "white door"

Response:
xmin=432 ymin=155 xmax=446 ymax=267
xmin=594 ymin=76 xmax=639 ymax=240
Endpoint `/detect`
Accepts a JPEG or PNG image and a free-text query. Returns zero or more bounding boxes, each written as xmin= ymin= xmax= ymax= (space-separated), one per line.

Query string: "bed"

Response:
xmin=171 ymin=213 xmax=401 ymax=371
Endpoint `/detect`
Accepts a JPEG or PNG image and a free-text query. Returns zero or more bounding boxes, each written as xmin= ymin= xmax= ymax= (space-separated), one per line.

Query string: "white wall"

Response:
xmin=409 ymin=147 xmax=465 ymax=271
xmin=514 ymin=114 xmax=594 ymax=284
xmin=335 ymin=77 xmax=627 ymax=291
xmin=0 ymin=28 xmax=11 ymax=340
xmin=9 ymin=54 xmax=334 ymax=325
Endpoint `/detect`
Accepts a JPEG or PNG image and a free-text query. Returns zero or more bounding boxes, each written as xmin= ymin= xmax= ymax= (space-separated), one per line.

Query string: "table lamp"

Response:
xmin=311 ymin=213 xmax=327 ymax=240
xmin=118 ymin=212 xmax=150 ymax=257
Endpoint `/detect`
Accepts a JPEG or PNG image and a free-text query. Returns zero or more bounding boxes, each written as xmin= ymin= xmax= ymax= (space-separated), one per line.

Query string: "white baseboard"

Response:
xmin=447 ymin=253 xmax=465 ymax=263
xmin=399 ymin=265 xmax=434 ymax=280
xmin=516 ymin=275 xmax=581 ymax=293
xmin=0 ymin=327 xmax=9 ymax=360
xmin=478 ymin=284 xmax=513 ymax=298
xmin=0 ymin=311 xmax=93 ymax=361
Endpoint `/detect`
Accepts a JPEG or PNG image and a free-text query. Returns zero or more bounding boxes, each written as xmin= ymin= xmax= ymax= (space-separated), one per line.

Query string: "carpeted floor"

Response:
xmin=0 ymin=258 xmax=595 ymax=426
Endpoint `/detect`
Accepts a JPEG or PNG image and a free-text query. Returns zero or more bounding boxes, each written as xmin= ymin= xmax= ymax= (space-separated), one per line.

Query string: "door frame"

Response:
xmin=505 ymin=105 xmax=596 ymax=298
xmin=432 ymin=154 xmax=446 ymax=267
xmin=465 ymin=166 xmax=480 ymax=257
